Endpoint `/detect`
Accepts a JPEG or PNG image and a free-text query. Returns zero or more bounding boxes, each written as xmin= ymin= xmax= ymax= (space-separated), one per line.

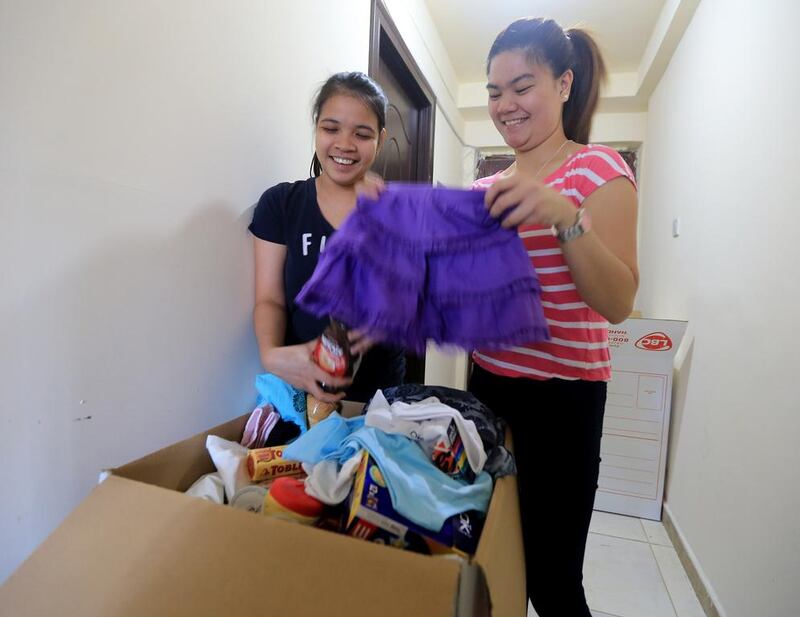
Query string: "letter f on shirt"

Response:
xmin=302 ymin=233 xmax=327 ymax=256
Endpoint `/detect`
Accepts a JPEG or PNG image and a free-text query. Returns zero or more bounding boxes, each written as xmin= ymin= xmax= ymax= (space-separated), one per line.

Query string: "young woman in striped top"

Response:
xmin=468 ymin=18 xmax=639 ymax=617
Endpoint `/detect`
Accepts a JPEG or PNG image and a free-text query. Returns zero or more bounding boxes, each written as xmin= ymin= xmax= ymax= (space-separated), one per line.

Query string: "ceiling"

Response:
xmin=424 ymin=0 xmax=666 ymax=83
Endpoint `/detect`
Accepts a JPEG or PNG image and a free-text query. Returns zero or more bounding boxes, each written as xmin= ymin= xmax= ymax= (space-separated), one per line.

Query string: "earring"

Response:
xmin=562 ymin=93 xmax=569 ymax=101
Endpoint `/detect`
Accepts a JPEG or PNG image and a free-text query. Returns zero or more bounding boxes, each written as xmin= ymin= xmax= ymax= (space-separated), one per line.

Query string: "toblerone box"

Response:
xmin=343 ymin=451 xmax=483 ymax=557
xmin=431 ymin=419 xmax=476 ymax=484
xmin=247 ymin=445 xmax=304 ymax=482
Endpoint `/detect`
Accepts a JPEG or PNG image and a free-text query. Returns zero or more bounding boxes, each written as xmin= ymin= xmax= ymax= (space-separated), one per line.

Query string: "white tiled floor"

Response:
xmin=527 ymin=511 xmax=705 ymax=617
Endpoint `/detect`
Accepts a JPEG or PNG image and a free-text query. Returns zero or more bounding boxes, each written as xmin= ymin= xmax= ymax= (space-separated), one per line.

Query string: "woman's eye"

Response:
xmin=516 ymin=86 xmax=532 ymax=94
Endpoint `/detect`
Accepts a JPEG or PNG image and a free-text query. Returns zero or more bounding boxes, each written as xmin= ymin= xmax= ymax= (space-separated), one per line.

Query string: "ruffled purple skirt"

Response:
xmin=296 ymin=184 xmax=550 ymax=355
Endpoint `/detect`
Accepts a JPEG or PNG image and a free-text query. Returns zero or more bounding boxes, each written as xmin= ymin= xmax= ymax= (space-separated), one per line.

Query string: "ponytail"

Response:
xmin=563 ymin=28 xmax=606 ymax=144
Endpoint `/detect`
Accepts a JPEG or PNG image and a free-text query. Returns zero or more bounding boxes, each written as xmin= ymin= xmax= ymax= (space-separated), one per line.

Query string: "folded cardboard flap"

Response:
xmin=0 ymin=476 xmax=462 ymax=617
xmin=473 ymin=454 xmax=525 ymax=616
xmin=113 ymin=414 xmax=248 ymax=492
xmin=456 ymin=563 xmax=492 ymax=617
xmin=113 ymin=402 xmax=362 ymax=492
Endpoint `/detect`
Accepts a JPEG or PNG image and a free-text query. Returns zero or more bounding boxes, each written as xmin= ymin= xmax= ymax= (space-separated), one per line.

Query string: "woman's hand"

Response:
xmin=263 ymin=341 xmax=351 ymax=403
xmin=484 ymin=173 xmax=576 ymax=230
xmin=355 ymin=171 xmax=386 ymax=201
xmin=348 ymin=329 xmax=376 ymax=356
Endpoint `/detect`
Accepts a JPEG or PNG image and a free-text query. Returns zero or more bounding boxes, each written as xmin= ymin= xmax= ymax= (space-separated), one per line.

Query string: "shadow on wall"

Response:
xmin=0 ymin=202 xmax=261 ymax=583
xmin=664 ymin=336 xmax=695 ymax=496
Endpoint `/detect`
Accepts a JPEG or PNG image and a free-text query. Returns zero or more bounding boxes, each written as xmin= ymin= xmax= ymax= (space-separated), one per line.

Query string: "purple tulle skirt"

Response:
xmin=296 ymin=184 xmax=550 ymax=355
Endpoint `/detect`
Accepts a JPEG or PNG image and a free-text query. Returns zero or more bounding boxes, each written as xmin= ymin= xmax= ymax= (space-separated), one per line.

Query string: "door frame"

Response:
xmin=369 ymin=0 xmax=435 ymax=183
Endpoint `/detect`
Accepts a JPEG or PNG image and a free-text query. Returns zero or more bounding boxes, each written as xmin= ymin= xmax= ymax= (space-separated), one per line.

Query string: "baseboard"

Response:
xmin=662 ymin=503 xmax=727 ymax=617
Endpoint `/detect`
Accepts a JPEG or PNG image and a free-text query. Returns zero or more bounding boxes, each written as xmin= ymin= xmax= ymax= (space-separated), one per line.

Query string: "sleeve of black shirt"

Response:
xmin=249 ymin=182 xmax=290 ymax=245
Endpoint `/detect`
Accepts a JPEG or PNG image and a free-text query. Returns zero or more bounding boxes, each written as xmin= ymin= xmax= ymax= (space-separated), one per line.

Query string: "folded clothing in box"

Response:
xmin=363 ymin=389 xmax=485 ymax=482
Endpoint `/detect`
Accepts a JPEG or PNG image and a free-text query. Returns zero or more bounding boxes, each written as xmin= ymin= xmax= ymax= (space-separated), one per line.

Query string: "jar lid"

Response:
xmin=230 ymin=486 xmax=268 ymax=513
xmin=268 ymin=477 xmax=324 ymax=517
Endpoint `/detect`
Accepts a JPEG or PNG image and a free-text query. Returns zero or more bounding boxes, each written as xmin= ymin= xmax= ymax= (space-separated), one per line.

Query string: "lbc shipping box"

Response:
xmin=593 ymin=317 xmax=688 ymax=520
xmin=0 ymin=402 xmax=525 ymax=617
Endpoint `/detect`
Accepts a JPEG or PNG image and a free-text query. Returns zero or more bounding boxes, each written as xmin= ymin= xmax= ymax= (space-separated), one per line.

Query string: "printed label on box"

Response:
xmin=594 ymin=318 xmax=688 ymax=521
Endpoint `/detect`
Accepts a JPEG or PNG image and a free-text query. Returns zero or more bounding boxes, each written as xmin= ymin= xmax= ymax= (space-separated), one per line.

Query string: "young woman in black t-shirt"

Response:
xmin=249 ymin=72 xmax=405 ymax=403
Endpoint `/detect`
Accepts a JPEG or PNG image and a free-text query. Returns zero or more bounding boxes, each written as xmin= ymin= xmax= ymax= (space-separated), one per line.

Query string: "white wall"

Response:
xmin=590 ymin=112 xmax=647 ymax=146
xmin=0 ymin=0 xmax=370 ymax=582
xmin=636 ymin=0 xmax=800 ymax=614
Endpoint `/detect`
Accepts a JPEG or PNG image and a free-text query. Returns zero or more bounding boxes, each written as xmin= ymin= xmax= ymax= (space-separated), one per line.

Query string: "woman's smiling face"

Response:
xmin=487 ymin=50 xmax=569 ymax=151
xmin=314 ymin=94 xmax=383 ymax=186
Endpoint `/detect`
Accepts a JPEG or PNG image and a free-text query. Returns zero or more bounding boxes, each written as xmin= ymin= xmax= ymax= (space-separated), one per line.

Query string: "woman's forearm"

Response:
xmin=562 ymin=232 xmax=638 ymax=324
xmin=253 ymin=300 xmax=287 ymax=370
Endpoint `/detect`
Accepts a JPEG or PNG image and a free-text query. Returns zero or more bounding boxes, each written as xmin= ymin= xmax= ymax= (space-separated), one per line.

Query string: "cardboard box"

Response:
xmin=344 ymin=451 xmax=484 ymax=557
xmin=0 ymin=402 xmax=525 ymax=617
xmin=594 ymin=317 xmax=688 ymax=520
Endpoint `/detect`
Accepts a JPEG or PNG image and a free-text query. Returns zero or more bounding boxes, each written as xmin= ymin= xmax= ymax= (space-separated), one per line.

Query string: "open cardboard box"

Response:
xmin=0 ymin=401 xmax=525 ymax=616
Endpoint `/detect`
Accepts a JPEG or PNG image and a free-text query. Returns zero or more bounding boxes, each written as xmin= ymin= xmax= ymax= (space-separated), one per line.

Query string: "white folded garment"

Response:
xmin=206 ymin=435 xmax=251 ymax=502
xmin=365 ymin=390 xmax=487 ymax=474
xmin=185 ymin=472 xmax=226 ymax=504
xmin=302 ymin=451 xmax=363 ymax=505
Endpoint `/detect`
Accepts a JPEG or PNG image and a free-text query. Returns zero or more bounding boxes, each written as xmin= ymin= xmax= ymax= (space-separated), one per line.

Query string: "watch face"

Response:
xmin=558 ymin=208 xmax=589 ymax=243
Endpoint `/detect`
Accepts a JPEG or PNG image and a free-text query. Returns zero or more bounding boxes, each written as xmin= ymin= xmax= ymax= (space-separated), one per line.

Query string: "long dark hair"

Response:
xmin=486 ymin=18 xmax=606 ymax=145
xmin=309 ymin=72 xmax=388 ymax=177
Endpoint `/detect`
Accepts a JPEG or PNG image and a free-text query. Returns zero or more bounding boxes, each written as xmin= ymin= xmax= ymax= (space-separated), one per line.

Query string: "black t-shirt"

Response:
xmin=250 ymin=178 xmax=333 ymax=344
xmin=249 ymin=177 xmax=404 ymax=401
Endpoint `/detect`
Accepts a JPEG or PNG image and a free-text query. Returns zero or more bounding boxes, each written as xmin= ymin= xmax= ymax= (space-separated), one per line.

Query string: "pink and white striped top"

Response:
xmin=472 ymin=144 xmax=636 ymax=382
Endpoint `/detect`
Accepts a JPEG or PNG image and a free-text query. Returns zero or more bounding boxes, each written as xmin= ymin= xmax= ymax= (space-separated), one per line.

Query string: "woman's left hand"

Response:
xmin=484 ymin=173 xmax=576 ymax=230
xmin=348 ymin=329 xmax=376 ymax=356
xmin=355 ymin=171 xmax=386 ymax=201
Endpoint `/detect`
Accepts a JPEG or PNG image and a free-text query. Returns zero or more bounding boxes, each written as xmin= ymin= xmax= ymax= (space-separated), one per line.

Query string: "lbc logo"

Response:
xmin=635 ymin=332 xmax=673 ymax=351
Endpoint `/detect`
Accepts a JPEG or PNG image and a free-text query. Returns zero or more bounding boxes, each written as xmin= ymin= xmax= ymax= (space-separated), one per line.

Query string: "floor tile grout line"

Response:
xmin=589 ymin=530 xmax=651 ymax=545
xmin=649 ymin=541 xmax=681 ymax=617
xmin=641 ymin=518 xmax=675 ymax=548
xmin=588 ymin=527 xmax=679 ymax=617
xmin=648 ymin=540 xmax=676 ymax=547
xmin=590 ymin=526 xmax=674 ymax=547
xmin=637 ymin=516 xmax=647 ymax=542
xmin=589 ymin=517 xmax=697 ymax=617
xmin=588 ymin=610 xmax=627 ymax=617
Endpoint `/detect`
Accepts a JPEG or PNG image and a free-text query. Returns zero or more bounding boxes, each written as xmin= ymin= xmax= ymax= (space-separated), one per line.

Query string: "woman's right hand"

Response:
xmin=355 ymin=171 xmax=386 ymax=201
xmin=262 ymin=341 xmax=351 ymax=403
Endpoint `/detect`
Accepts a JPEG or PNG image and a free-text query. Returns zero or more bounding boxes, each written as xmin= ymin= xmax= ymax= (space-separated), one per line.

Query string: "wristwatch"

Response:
xmin=556 ymin=207 xmax=591 ymax=243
